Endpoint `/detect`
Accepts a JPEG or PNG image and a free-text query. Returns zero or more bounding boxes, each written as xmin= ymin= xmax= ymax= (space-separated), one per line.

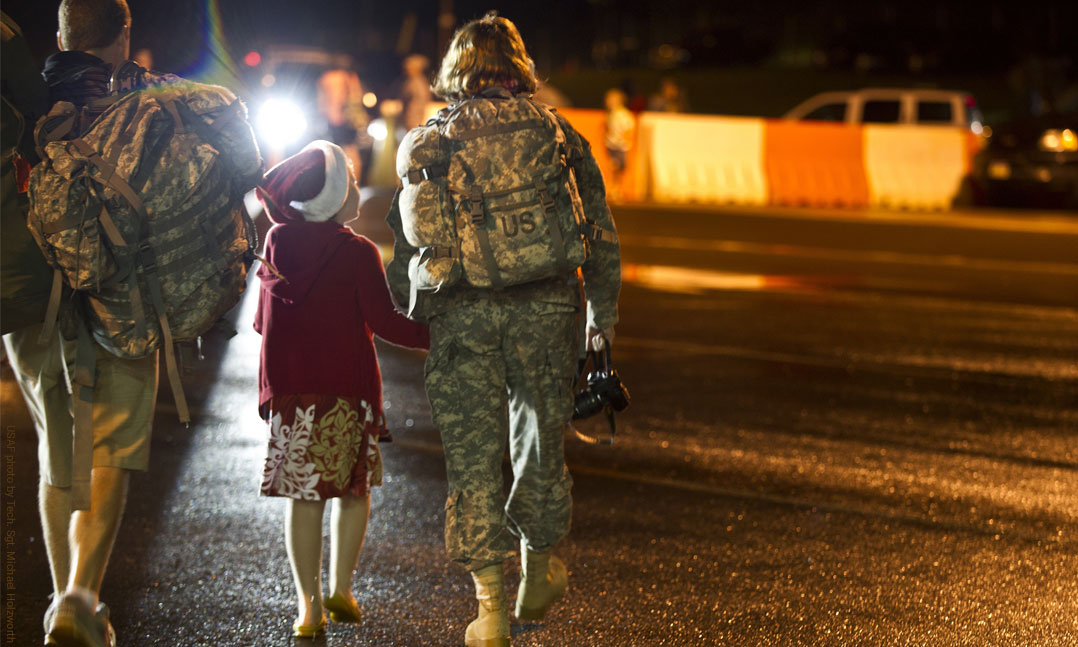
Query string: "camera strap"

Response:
xmin=570 ymin=347 xmax=617 ymax=446
xmin=570 ymin=407 xmax=617 ymax=446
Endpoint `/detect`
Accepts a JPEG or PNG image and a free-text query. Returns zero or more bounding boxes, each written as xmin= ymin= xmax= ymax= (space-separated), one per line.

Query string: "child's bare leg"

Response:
xmin=329 ymin=494 xmax=370 ymax=601
xmin=286 ymin=499 xmax=326 ymax=625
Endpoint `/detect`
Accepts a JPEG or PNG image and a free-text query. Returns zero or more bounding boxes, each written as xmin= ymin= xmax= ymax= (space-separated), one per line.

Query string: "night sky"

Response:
xmin=4 ymin=1 xmax=1076 ymax=113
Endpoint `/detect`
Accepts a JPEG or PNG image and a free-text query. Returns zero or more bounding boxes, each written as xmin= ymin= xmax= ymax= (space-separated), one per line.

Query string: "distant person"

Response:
xmin=399 ymin=53 xmax=431 ymax=131
xmin=648 ymin=76 xmax=689 ymax=113
xmin=317 ymin=65 xmax=367 ymax=179
xmin=620 ymin=77 xmax=647 ymax=113
xmin=387 ymin=12 xmax=621 ymax=647
xmin=253 ymin=141 xmax=429 ymax=638
xmin=603 ymin=87 xmax=635 ymax=200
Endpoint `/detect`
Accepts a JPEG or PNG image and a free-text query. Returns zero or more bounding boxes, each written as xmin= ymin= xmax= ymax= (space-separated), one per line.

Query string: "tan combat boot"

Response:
xmin=465 ymin=563 xmax=510 ymax=647
xmin=514 ymin=542 xmax=568 ymax=621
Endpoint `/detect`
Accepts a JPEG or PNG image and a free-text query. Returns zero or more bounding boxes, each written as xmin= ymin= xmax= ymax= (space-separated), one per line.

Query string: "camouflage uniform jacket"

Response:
xmin=386 ymin=99 xmax=621 ymax=330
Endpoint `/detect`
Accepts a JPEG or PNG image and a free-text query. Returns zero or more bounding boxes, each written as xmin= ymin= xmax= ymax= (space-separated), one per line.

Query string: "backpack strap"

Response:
xmin=160 ymin=98 xmax=186 ymax=134
xmin=466 ymin=186 xmax=504 ymax=290
xmin=34 ymin=103 xmax=79 ymax=160
xmin=71 ymin=138 xmax=146 ymax=218
xmin=69 ymin=317 xmax=97 ymax=511
xmin=403 ymin=162 xmax=448 ymax=186
xmin=584 ymin=223 xmax=618 ymax=245
xmin=69 ymin=138 xmax=192 ymax=426
xmin=36 ymin=270 xmax=65 ymax=345
xmin=136 ymin=240 xmax=190 ymax=425
xmin=532 ymin=176 xmax=569 ymax=274
xmin=97 ymin=206 xmax=150 ymax=341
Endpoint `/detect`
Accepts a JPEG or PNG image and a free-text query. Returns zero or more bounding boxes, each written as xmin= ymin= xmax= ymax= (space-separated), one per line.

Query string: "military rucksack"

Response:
xmin=27 ymin=74 xmax=262 ymax=431
xmin=395 ymin=90 xmax=597 ymax=307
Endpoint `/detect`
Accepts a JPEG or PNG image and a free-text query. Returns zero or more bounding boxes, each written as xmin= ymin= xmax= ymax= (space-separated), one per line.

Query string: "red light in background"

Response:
xmin=244 ymin=51 xmax=262 ymax=67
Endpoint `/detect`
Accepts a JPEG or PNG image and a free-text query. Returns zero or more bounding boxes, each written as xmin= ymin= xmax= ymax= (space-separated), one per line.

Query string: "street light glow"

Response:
xmin=367 ymin=119 xmax=388 ymax=142
xmin=256 ymin=98 xmax=307 ymax=150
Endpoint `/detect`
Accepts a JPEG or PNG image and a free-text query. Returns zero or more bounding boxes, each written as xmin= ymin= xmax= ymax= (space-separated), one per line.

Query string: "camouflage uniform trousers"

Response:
xmin=425 ymin=278 xmax=579 ymax=572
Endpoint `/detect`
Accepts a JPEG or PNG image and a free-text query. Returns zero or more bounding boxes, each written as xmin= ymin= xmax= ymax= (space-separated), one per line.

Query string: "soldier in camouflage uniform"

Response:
xmin=386 ymin=13 xmax=620 ymax=647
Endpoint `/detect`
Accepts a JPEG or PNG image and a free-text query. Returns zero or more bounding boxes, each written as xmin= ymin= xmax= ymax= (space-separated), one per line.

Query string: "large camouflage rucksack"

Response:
xmin=395 ymin=89 xmax=599 ymax=307
xmin=27 ymin=72 xmax=261 ymax=434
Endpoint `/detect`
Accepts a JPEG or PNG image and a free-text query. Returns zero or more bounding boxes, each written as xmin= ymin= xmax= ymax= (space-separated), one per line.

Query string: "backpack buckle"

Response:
xmin=137 ymin=242 xmax=158 ymax=273
xmin=406 ymin=163 xmax=448 ymax=185
xmin=468 ymin=187 xmax=485 ymax=225
xmin=533 ymin=177 xmax=555 ymax=210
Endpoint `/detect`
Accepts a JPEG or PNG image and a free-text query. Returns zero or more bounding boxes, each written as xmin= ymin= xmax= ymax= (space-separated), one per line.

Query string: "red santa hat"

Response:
xmin=257 ymin=140 xmax=351 ymax=224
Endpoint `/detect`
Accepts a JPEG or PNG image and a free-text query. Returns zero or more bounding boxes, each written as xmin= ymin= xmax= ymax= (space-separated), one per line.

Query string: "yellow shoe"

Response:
xmin=324 ymin=592 xmax=362 ymax=623
xmin=292 ymin=614 xmax=326 ymax=639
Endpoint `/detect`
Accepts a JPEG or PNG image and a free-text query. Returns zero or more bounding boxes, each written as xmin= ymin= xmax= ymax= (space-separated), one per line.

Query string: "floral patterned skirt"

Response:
xmin=261 ymin=394 xmax=383 ymax=500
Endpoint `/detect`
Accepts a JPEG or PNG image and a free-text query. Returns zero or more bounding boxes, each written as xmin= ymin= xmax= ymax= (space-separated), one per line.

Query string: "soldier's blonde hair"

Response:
xmin=432 ymin=12 xmax=538 ymax=102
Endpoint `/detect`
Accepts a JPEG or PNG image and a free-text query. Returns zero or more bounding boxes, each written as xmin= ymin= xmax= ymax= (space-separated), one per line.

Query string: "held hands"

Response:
xmin=587 ymin=325 xmax=615 ymax=352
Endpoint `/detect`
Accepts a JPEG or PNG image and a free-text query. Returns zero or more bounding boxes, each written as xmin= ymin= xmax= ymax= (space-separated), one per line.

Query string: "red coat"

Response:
xmin=254 ymin=220 xmax=429 ymax=419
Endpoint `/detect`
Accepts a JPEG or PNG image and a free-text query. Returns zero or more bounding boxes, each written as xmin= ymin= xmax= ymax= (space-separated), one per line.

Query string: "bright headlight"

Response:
xmin=1038 ymin=128 xmax=1077 ymax=153
xmin=367 ymin=118 xmax=388 ymax=142
xmin=256 ymin=98 xmax=307 ymax=150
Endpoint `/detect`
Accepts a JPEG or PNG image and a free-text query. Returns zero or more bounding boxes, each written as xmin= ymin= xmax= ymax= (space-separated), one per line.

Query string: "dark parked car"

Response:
xmin=972 ymin=112 xmax=1078 ymax=209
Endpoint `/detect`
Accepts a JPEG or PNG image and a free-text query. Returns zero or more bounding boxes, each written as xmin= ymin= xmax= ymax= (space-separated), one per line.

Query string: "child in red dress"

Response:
xmin=253 ymin=140 xmax=429 ymax=637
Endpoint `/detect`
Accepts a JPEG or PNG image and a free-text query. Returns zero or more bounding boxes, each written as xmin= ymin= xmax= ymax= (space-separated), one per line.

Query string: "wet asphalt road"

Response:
xmin=3 ymin=198 xmax=1077 ymax=647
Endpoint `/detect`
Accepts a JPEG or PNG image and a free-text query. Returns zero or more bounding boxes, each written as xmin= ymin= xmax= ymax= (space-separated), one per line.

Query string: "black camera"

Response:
xmin=572 ymin=346 xmax=631 ymax=420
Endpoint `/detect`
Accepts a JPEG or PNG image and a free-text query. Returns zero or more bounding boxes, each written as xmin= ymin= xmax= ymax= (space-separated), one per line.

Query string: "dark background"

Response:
xmin=4 ymin=1 xmax=1077 ymax=119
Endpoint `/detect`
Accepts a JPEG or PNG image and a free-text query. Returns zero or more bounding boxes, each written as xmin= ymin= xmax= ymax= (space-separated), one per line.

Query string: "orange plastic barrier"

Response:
xmin=557 ymin=107 xmax=643 ymax=203
xmin=764 ymin=120 xmax=870 ymax=208
xmin=639 ymin=113 xmax=769 ymax=205
xmin=863 ymin=125 xmax=968 ymax=210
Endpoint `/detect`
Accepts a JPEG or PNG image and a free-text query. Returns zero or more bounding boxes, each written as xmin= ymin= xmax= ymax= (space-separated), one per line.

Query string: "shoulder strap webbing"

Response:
xmin=533 ymin=176 xmax=568 ymax=274
xmin=72 ymin=136 xmax=191 ymax=426
xmin=467 ymin=186 xmax=503 ymax=290
xmin=584 ymin=223 xmax=618 ymax=244
xmin=137 ymin=241 xmax=189 ymax=425
xmin=69 ymin=318 xmax=97 ymax=511
xmin=36 ymin=270 xmax=65 ymax=345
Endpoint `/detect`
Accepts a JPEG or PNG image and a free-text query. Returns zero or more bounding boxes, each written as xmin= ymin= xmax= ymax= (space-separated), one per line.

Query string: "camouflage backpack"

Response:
xmin=27 ymin=73 xmax=262 ymax=429
xmin=396 ymin=89 xmax=595 ymax=305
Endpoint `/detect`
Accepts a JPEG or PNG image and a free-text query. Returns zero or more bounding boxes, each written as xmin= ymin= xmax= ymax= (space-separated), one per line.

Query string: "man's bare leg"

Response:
xmin=39 ymin=479 xmax=72 ymax=597
xmin=67 ymin=466 xmax=130 ymax=601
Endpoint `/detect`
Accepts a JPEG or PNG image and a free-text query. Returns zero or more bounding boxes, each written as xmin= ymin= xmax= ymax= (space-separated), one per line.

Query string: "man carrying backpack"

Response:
xmin=386 ymin=14 xmax=620 ymax=647
xmin=10 ymin=1 xmax=260 ymax=645
xmin=3 ymin=3 xmax=158 ymax=646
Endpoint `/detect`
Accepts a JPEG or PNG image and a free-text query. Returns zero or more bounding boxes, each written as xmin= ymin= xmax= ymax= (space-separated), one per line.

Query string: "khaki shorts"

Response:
xmin=3 ymin=324 xmax=159 ymax=487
